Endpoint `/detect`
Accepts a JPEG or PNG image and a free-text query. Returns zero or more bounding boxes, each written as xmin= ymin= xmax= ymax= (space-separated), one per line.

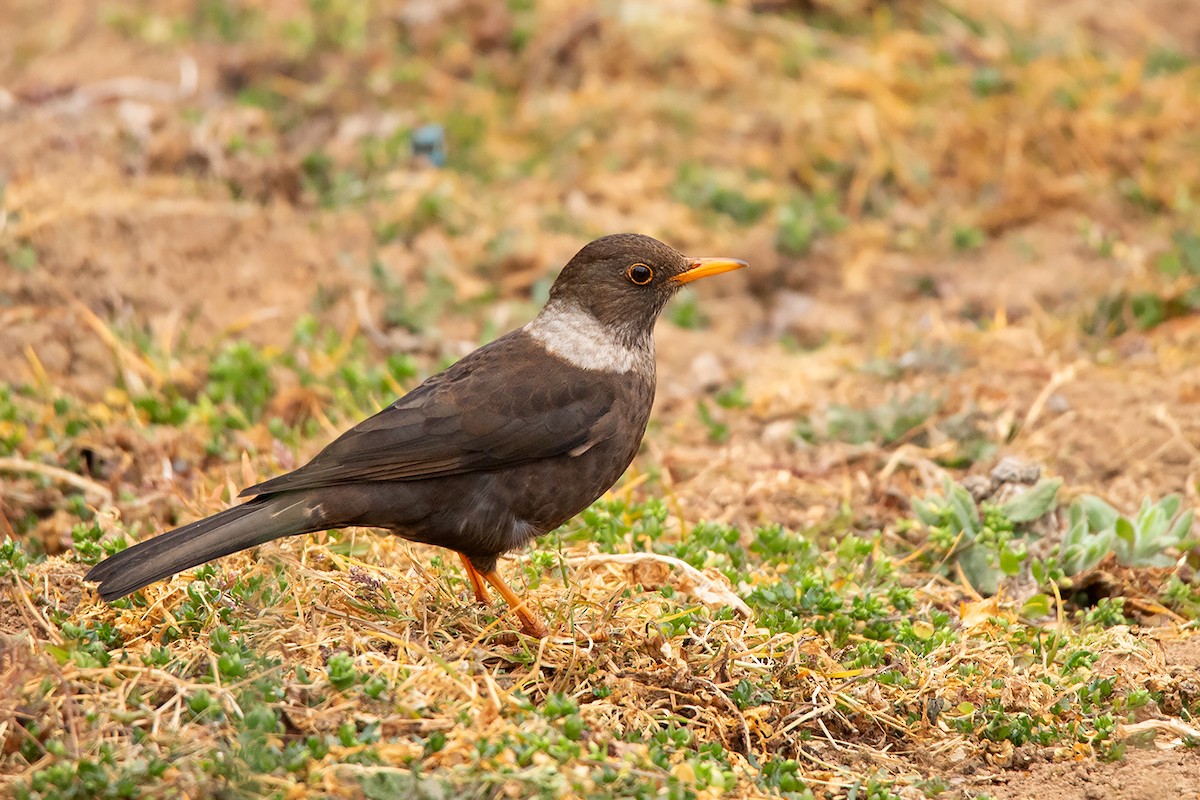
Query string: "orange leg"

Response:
xmin=483 ymin=569 xmax=549 ymax=638
xmin=458 ymin=553 xmax=491 ymax=605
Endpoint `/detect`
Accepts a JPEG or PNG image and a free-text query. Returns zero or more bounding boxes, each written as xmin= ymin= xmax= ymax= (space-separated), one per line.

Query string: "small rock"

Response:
xmin=990 ymin=456 xmax=1040 ymax=486
xmin=962 ymin=475 xmax=992 ymax=503
xmin=687 ymin=352 xmax=726 ymax=393
xmin=761 ymin=419 xmax=796 ymax=446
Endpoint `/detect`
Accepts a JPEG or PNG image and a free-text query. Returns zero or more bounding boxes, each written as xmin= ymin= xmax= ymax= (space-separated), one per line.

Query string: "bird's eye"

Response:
xmin=626 ymin=263 xmax=653 ymax=285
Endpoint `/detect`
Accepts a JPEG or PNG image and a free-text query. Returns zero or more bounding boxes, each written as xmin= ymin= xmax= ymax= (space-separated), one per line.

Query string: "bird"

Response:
xmin=86 ymin=233 xmax=747 ymax=637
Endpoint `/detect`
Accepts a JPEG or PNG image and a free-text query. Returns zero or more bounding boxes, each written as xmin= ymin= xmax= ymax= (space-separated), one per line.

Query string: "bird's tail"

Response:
xmin=85 ymin=494 xmax=324 ymax=601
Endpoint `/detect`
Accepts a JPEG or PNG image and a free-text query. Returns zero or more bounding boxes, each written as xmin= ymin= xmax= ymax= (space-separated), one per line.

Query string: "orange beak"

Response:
xmin=671 ymin=257 xmax=749 ymax=285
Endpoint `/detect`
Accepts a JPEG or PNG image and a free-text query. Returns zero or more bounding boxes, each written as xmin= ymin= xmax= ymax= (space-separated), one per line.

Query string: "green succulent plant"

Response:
xmin=912 ymin=477 xmax=1062 ymax=595
xmin=915 ymin=475 xmax=1197 ymax=596
xmin=1064 ymin=493 xmax=1195 ymax=571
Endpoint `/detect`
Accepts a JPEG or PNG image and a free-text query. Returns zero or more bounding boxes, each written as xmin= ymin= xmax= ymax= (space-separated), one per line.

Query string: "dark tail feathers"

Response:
xmin=86 ymin=494 xmax=324 ymax=601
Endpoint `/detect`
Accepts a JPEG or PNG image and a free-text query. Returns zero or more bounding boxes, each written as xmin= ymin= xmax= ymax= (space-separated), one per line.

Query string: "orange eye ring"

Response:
xmin=627 ymin=263 xmax=653 ymax=285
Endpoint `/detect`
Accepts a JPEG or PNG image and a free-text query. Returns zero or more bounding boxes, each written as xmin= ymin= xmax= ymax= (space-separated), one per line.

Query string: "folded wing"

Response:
xmin=241 ymin=331 xmax=616 ymax=496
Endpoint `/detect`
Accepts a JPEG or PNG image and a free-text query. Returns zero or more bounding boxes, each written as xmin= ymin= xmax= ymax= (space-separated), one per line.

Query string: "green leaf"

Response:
xmin=360 ymin=771 xmax=424 ymax=800
xmin=1021 ymin=594 xmax=1052 ymax=618
xmin=1113 ymin=517 xmax=1137 ymax=563
xmin=999 ymin=544 xmax=1025 ymax=576
xmin=912 ymin=498 xmax=946 ymax=527
xmin=1079 ymin=495 xmax=1119 ymax=533
xmin=45 ymin=645 xmax=70 ymax=665
xmin=950 ymin=484 xmax=981 ymax=535
xmin=1063 ymin=522 xmax=1115 ymax=575
xmin=1082 ymin=541 xmax=1108 ymax=570
xmin=1142 ymin=552 xmax=1177 ymax=568
xmin=957 ymin=544 xmax=999 ymax=595
xmin=1060 ymin=545 xmax=1083 ymax=576
xmin=1136 ymin=504 xmax=1169 ymax=547
xmin=1090 ymin=528 xmax=1116 ymax=564
xmin=1068 ymin=500 xmax=1084 ymax=533
xmin=1167 ymin=508 xmax=1195 ymax=546
xmin=1000 ymin=478 xmax=1062 ymax=523
xmin=1158 ymin=493 xmax=1182 ymax=520
xmin=1062 ymin=517 xmax=1087 ymax=550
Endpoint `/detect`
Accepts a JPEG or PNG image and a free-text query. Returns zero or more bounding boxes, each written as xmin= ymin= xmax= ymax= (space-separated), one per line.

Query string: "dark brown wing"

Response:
xmin=240 ymin=330 xmax=616 ymax=497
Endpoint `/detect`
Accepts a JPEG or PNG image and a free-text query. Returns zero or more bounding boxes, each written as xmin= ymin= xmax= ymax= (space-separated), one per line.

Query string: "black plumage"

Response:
xmin=86 ymin=233 xmax=747 ymax=636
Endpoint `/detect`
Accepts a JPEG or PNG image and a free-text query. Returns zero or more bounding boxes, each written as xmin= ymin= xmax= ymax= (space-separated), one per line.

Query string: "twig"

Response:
xmin=28 ymin=55 xmax=199 ymax=116
xmin=570 ymin=552 xmax=752 ymax=618
xmin=1148 ymin=404 xmax=1200 ymax=461
xmin=9 ymin=577 xmax=62 ymax=645
xmin=67 ymin=299 xmax=160 ymax=394
xmin=1118 ymin=718 xmax=1200 ymax=748
xmin=310 ymin=602 xmax=413 ymax=648
xmin=1021 ymin=362 xmax=1078 ymax=433
xmin=0 ymin=457 xmax=113 ymax=506
xmin=691 ymin=675 xmax=753 ymax=759
xmin=0 ymin=494 xmax=16 ymax=539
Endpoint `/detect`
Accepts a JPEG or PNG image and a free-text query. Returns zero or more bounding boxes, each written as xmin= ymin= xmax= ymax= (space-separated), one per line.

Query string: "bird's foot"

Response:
xmin=482 ymin=568 xmax=549 ymax=639
xmin=514 ymin=607 xmax=549 ymax=639
xmin=458 ymin=553 xmax=491 ymax=605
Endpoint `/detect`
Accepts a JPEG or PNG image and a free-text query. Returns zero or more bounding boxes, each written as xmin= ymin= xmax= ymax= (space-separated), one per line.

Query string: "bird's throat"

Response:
xmin=525 ymin=302 xmax=653 ymax=374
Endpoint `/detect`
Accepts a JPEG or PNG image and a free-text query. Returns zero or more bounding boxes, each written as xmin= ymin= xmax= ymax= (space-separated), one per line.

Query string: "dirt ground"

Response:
xmin=981 ymin=642 xmax=1200 ymax=800
xmin=986 ymin=746 xmax=1200 ymax=800
xmin=2 ymin=1 xmax=1199 ymax=798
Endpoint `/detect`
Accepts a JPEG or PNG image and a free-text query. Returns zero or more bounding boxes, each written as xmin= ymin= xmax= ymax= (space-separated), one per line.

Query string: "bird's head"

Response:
xmin=543 ymin=233 xmax=747 ymax=345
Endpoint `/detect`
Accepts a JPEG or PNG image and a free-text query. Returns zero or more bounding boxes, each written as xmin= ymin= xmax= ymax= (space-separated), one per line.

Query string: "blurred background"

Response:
xmin=3 ymin=0 xmax=1199 ymax=510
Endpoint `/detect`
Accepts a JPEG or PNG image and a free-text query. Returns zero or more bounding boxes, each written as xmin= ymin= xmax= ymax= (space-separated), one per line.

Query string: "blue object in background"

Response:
xmin=412 ymin=124 xmax=446 ymax=167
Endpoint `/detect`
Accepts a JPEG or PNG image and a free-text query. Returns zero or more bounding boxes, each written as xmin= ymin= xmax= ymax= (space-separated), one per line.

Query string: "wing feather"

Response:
xmin=241 ymin=330 xmax=615 ymax=497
